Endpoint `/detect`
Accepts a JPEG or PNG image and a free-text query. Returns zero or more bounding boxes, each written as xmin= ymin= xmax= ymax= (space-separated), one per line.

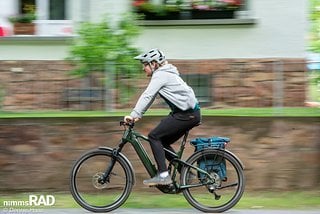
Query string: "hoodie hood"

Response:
xmin=130 ymin=62 xmax=198 ymax=119
xmin=155 ymin=63 xmax=180 ymax=76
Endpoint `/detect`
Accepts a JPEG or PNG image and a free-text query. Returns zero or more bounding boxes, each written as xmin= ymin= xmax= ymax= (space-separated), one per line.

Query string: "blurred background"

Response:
xmin=0 ymin=0 xmax=319 ymax=209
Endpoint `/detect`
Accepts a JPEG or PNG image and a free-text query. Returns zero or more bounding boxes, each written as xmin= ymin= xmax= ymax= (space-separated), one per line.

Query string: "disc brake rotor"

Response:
xmin=92 ymin=172 xmax=108 ymax=189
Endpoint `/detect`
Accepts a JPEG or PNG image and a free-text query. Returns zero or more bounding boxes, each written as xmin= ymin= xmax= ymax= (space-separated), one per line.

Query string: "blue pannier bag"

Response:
xmin=190 ymin=137 xmax=230 ymax=181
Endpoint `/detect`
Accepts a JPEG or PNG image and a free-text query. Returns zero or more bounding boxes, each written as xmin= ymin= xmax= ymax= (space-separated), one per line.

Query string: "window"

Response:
xmin=27 ymin=0 xmax=70 ymax=36
xmin=19 ymin=0 xmax=66 ymax=20
xmin=49 ymin=0 xmax=66 ymax=20
xmin=181 ymin=74 xmax=212 ymax=106
xmin=19 ymin=0 xmax=36 ymax=14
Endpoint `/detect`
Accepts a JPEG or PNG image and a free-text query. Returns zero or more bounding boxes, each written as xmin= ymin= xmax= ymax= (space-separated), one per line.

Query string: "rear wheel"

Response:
xmin=70 ymin=149 xmax=134 ymax=212
xmin=181 ymin=149 xmax=245 ymax=213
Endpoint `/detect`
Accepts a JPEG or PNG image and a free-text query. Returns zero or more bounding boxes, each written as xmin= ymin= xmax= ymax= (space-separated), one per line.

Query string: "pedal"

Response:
xmin=213 ymin=191 xmax=221 ymax=200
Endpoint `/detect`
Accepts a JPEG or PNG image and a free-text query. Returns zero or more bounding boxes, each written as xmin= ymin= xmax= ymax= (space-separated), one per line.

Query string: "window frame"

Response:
xmin=36 ymin=0 xmax=68 ymax=21
xmin=49 ymin=0 xmax=66 ymax=20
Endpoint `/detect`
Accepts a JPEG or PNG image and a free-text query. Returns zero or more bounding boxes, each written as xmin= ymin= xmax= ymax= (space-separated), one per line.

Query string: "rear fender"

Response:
xmin=224 ymin=149 xmax=245 ymax=170
xmin=190 ymin=148 xmax=245 ymax=170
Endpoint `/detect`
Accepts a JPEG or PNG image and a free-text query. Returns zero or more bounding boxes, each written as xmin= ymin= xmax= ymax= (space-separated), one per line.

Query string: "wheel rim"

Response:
xmin=182 ymin=150 xmax=244 ymax=212
xmin=72 ymin=153 xmax=130 ymax=210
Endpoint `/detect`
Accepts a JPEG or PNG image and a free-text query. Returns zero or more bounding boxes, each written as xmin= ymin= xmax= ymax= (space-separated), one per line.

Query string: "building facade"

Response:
xmin=0 ymin=0 xmax=308 ymax=60
xmin=0 ymin=0 xmax=309 ymax=109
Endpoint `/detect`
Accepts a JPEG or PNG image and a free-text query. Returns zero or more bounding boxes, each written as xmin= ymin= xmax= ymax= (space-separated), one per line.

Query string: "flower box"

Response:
xmin=8 ymin=13 xmax=36 ymax=35
xmin=141 ymin=11 xmax=181 ymax=20
xmin=191 ymin=10 xmax=235 ymax=19
xmin=13 ymin=23 xmax=35 ymax=35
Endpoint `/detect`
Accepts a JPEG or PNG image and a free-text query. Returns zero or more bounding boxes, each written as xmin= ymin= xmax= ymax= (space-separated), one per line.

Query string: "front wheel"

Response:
xmin=181 ymin=149 xmax=245 ymax=213
xmin=70 ymin=148 xmax=134 ymax=212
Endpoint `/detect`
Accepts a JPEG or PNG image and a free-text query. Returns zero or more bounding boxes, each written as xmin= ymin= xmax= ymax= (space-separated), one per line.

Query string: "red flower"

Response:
xmin=224 ymin=0 xmax=242 ymax=6
xmin=232 ymin=0 xmax=242 ymax=6
xmin=132 ymin=0 xmax=147 ymax=7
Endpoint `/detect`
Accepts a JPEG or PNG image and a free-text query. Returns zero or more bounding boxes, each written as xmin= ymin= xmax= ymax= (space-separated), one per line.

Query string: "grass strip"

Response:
xmin=0 ymin=107 xmax=319 ymax=118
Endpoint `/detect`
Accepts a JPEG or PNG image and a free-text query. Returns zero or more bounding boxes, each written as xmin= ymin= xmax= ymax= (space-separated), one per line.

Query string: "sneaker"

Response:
xmin=143 ymin=174 xmax=173 ymax=186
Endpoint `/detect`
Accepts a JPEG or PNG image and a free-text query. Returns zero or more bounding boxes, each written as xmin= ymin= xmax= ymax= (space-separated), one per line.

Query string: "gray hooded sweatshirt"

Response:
xmin=130 ymin=63 xmax=198 ymax=119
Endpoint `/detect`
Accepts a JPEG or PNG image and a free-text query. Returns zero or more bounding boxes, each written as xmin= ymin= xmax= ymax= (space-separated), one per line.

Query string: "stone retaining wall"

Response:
xmin=0 ymin=116 xmax=319 ymax=192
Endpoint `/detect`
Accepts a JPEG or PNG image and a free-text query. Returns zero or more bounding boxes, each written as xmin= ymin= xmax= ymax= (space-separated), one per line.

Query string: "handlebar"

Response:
xmin=120 ymin=120 xmax=135 ymax=129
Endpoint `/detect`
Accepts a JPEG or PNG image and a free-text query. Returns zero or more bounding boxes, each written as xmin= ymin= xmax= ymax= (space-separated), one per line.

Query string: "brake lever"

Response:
xmin=120 ymin=120 xmax=135 ymax=128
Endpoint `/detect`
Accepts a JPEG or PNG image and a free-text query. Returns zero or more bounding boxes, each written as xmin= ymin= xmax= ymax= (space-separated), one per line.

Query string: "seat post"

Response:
xmin=182 ymin=130 xmax=189 ymax=146
xmin=176 ymin=130 xmax=189 ymax=159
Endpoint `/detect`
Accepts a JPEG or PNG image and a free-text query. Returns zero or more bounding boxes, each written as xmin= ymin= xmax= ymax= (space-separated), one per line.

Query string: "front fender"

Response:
xmin=98 ymin=146 xmax=136 ymax=185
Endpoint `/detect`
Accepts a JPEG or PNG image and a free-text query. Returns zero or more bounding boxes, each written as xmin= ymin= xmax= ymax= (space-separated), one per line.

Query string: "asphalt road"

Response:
xmin=2 ymin=208 xmax=319 ymax=214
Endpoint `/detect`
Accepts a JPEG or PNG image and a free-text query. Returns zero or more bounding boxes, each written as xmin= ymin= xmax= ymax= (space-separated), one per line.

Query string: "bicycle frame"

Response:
xmin=71 ymin=121 xmax=246 ymax=213
xmin=117 ymin=123 xmax=177 ymax=178
xmin=123 ymin=127 xmax=158 ymax=178
xmin=111 ymin=122 xmax=213 ymax=193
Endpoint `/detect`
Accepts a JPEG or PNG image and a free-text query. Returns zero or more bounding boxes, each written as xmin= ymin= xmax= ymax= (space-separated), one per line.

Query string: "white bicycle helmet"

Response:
xmin=134 ymin=48 xmax=166 ymax=64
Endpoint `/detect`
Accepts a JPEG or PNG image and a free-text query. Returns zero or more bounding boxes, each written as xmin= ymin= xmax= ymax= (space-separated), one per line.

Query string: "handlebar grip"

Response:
xmin=120 ymin=120 xmax=135 ymax=128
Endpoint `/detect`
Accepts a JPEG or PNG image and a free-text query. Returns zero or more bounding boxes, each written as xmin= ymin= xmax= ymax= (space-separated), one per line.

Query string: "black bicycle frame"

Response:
xmin=103 ymin=123 xmax=214 ymax=193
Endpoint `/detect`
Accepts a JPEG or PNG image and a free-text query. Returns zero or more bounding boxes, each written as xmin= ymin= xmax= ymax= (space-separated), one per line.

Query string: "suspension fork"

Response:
xmin=99 ymin=140 xmax=127 ymax=184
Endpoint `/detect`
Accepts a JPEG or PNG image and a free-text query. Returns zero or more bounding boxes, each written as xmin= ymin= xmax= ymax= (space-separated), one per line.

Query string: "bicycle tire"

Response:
xmin=181 ymin=148 xmax=245 ymax=213
xmin=70 ymin=148 xmax=134 ymax=212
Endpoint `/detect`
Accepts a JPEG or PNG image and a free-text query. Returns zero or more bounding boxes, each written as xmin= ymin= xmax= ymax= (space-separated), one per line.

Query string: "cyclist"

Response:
xmin=124 ymin=48 xmax=201 ymax=186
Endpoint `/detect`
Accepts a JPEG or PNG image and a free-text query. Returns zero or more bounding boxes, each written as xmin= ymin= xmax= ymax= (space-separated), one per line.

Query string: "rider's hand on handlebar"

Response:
xmin=124 ymin=116 xmax=139 ymax=123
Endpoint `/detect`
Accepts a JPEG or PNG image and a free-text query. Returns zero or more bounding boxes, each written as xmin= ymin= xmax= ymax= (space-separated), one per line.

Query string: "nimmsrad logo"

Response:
xmin=2 ymin=194 xmax=55 ymax=213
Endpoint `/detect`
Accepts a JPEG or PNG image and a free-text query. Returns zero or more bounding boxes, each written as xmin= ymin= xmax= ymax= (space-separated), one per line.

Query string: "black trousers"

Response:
xmin=148 ymin=110 xmax=201 ymax=173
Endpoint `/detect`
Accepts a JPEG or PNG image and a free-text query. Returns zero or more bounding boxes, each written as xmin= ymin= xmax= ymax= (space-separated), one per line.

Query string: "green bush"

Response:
xmin=66 ymin=13 xmax=141 ymax=78
xmin=66 ymin=13 xmax=142 ymax=106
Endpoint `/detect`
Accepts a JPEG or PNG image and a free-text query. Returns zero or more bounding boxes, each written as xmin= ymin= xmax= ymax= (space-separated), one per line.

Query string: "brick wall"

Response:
xmin=0 ymin=59 xmax=307 ymax=110
xmin=173 ymin=58 xmax=307 ymax=107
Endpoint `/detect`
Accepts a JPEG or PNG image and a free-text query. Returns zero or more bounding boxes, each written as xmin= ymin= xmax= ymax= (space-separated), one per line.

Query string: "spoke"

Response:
xmin=181 ymin=149 xmax=245 ymax=213
xmin=106 ymin=186 xmax=126 ymax=190
xmin=217 ymin=182 xmax=238 ymax=190
xmin=110 ymin=172 xmax=126 ymax=180
xmin=181 ymin=182 xmax=206 ymax=189
xmin=71 ymin=151 xmax=133 ymax=212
